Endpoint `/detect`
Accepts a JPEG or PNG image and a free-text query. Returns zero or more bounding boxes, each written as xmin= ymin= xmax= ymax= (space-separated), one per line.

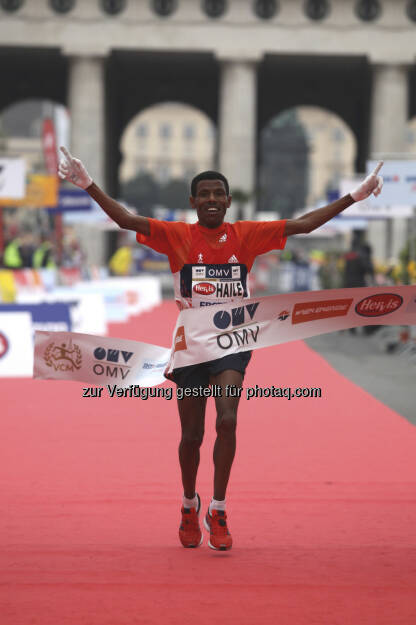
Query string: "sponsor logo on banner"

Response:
xmin=292 ymin=299 xmax=353 ymax=324
xmin=92 ymin=346 xmax=134 ymax=380
xmin=0 ymin=332 xmax=9 ymax=358
xmin=406 ymin=293 xmax=416 ymax=313
xmin=44 ymin=340 xmax=82 ymax=371
xmin=278 ymin=310 xmax=290 ymax=321
xmin=193 ymin=282 xmax=216 ymax=296
xmin=174 ymin=326 xmax=187 ymax=352
xmin=217 ymin=326 xmax=260 ymax=350
xmin=213 ymin=303 xmax=260 ymax=330
xmin=142 ymin=361 xmax=168 ymax=370
xmin=355 ymin=293 xmax=403 ymax=317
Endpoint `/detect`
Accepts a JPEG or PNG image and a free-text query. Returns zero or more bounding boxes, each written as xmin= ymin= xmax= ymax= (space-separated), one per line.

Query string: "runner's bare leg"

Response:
xmin=177 ymin=395 xmax=207 ymax=499
xmin=210 ymin=369 xmax=244 ymax=501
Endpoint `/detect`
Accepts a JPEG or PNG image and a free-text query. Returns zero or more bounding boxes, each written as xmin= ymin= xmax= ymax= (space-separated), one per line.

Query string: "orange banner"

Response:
xmin=0 ymin=174 xmax=58 ymax=208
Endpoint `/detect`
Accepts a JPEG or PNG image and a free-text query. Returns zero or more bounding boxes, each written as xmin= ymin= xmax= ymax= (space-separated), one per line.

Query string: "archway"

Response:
xmin=258 ymin=106 xmax=357 ymax=218
xmin=118 ymin=102 xmax=216 ymax=215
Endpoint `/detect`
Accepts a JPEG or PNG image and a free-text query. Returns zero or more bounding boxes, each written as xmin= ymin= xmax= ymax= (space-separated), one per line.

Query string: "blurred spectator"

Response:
xmin=109 ymin=244 xmax=133 ymax=276
xmin=319 ymin=251 xmax=343 ymax=290
xmin=62 ymin=227 xmax=85 ymax=268
xmin=3 ymin=229 xmax=36 ymax=268
xmin=344 ymin=232 xmax=376 ymax=334
xmin=33 ymin=232 xmax=56 ymax=269
xmin=343 ymin=232 xmax=374 ymax=288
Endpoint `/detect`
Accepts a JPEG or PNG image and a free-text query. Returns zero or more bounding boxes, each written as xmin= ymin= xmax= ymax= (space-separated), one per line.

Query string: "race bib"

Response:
xmin=180 ymin=263 xmax=249 ymax=307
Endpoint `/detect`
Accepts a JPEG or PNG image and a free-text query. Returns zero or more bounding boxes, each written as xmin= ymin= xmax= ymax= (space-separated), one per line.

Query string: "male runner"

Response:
xmin=58 ymin=147 xmax=383 ymax=550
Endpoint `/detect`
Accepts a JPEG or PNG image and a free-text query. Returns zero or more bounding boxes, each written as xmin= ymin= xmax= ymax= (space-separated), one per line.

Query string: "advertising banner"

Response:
xmin=340 ymin=175 xmax=414 ymax=218
xmin=75 ymin=277 xmax=162 ymax=320
xmin=42 ymin=118 xmax=58 ymax=175
xmin=0 ymin=302 xmax=72 ymax=334
xmin=33 ymin=285 xmax=416 ymax=387
xmin=0 ymin=158 xmax=26 ymax=199
xmin=0 ymin=312 xmax=33 ymax=377
xmin=47 ymin=188 xmax=92 ymax=214
xmin=0 ymin=174 xmax=58 ymax=207
xmin=18 ymin=289 xmax=107 ymax=335
xmin=366 ymin=160 xmax=416 ymax=209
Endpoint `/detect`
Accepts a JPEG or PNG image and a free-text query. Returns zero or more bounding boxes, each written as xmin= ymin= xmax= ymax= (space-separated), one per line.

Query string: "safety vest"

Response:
xmin=33 ymin=242 xmax=56 ymax=269
xmin=3 ymin=240 xmax=23 ymax=268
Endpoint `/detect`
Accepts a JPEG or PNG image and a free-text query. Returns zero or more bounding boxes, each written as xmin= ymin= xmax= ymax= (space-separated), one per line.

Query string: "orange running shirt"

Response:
xmin=136 ymin=219 xmax=287 ymax=309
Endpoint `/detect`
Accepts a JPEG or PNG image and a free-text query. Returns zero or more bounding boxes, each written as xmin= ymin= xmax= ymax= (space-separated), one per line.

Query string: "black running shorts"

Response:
xmin=170 ymin=351 xmax=252 ymax=389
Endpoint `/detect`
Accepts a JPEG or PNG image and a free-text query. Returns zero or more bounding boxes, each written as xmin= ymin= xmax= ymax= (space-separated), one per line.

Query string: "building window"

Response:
xmin=49 ymin=0 xmax=76 ymax=13
xmin=159 ymin=123 xmax=172 ymax=139
xmin=253 ymin=0 xmax=279 ymax=20
xmin=100 ymin=0 xmax=126 ymax=15
xmin=151 ymin=0 xmax=177 ymax=16
xmin=136 ymin=123 xmax=148 ymax=138
xmin=0 ymin=0 xmax=24 ymax=11
xmin=355 ymin=0 xmax=381 ymax=21
xmin=183 ymin=124 xmax=195 ymax=140
xmin=304 ymin=0 xmax=330 ymax=20
xmin=406 ymin=0 xmax=416 ymax=22
xmin=202 ymin=0 xmax=227 ymax=19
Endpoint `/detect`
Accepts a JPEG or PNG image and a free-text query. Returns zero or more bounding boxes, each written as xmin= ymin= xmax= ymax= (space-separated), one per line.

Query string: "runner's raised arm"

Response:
xmin=58 ymin=147 xmax=150 ymax=236
xmin=283 ymin=161 xmax=384 ymax=237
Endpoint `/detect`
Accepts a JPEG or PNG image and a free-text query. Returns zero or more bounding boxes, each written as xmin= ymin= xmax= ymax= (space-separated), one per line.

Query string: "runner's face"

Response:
xmin=190 ymin=179 xmax=231 ymax=229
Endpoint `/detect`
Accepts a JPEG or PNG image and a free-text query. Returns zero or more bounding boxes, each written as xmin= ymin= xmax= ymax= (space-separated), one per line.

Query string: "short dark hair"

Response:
xmin=191 ymin=171 xmax=230 ymax=197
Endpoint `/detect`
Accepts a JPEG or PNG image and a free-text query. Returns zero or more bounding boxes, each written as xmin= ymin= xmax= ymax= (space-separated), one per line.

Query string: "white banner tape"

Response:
xmin=34 ymin=286 xmax=416 ymax=387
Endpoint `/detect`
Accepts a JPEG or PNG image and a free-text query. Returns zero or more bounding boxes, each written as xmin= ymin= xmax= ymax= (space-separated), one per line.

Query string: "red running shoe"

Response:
xmin=179 ymin=493 xmax=202 ymax=548
xmin=203 ymin=509 xmax=232 ymax=551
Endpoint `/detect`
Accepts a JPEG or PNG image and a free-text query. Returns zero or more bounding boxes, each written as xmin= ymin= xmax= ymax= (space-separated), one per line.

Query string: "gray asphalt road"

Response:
xmin=305 ymin=329 xmax=415 ymax=425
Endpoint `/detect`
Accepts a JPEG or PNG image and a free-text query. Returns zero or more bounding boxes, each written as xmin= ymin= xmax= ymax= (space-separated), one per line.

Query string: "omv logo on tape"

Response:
xmin=92 ymin=346 xmax=134 ymax=381
xmin=0 ymin=332 xmax=9 ymax=359
xmin=213 ymin=303 xmax=260 ymax=330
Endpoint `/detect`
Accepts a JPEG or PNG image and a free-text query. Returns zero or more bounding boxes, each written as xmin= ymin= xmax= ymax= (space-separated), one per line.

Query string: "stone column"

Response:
xmin=68 ymin=55 xmax=105 ymax=188
xmin=218 ymin=59 xmax=258 ymax=220
xmin=67 ymin=55 xmax=106 ymax=266
xmin=370 ymin=64 xmax=408 ymax=155
xmin=368 ymin=64 xmax=409 ymax=261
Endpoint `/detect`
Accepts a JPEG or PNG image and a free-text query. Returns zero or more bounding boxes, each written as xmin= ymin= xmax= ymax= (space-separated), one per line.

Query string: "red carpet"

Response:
xmin=1 ymin=301 xmax=416 ymax=624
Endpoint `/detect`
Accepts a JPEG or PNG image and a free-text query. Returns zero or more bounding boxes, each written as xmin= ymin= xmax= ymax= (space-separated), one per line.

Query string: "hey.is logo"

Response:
xmin=93 ymin=346 xmax=134 ymax=380
xmin=355 ymin=293 xmax=403 ymax=317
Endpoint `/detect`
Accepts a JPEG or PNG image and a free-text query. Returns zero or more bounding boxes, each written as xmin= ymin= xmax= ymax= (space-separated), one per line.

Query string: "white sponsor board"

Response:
xmin=17 ymin=290 xmax=107 ymax=335
xmin=340 ymin=176 xmax=413 ymax=218
xmin=0 ymin=312 xmax=33 ymax=377
xmin=34 ymin=286 xmax=416 ymax=388
xmin=367 ymin=160 xmax=416 ymax=209
xmin=34 ymin=331 xmax=170 ymax=387
xmin=0 ymin=157 xmax=26 ymax=199
xmin=75 ymin=276 xmax=162 ymax=320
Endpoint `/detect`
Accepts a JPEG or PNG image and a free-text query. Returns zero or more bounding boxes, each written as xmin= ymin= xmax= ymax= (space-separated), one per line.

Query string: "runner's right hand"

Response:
xmin=58 ymin=146 xmax=93 ymax=190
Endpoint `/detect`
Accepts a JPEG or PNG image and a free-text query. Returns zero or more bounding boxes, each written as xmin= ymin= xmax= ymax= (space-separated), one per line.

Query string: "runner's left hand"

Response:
xmin=350 ymin=161 xmax=384 ymax=202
